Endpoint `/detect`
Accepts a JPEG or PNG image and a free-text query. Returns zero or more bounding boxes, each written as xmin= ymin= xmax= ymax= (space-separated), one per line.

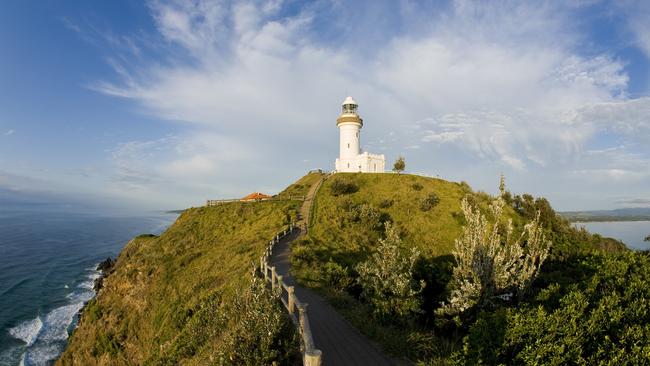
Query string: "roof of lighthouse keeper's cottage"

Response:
xmin=337 ymin=96 xmax=363 ymax=126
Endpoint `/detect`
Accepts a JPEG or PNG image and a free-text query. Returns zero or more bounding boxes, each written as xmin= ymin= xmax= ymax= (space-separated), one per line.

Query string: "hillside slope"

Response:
xmin=300 ymin=173 xmax=625 ymax=271
xmin=290 ymin=172 xmax=627 ymax=360
xmin=58 ymin=200 xmax=299 ymax=365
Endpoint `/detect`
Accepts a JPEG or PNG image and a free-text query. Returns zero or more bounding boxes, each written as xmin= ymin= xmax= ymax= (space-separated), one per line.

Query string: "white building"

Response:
xmin=335 ymin=97 xmax=386 ymax=173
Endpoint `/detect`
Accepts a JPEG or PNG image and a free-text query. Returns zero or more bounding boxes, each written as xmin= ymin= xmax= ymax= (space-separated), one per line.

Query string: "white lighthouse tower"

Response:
xmin=335 ymin=96 xmax=385 ymax=173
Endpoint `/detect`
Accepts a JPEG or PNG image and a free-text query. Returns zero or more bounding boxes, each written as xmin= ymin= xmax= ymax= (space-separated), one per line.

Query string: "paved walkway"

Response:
xmin=270 ymin=175 xmax=398 ymax=366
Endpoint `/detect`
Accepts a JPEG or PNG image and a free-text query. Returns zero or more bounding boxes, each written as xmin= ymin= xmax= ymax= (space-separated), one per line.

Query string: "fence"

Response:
xmin=258 ymin=223 xmax=322 ymax=366
xmin=206 ymin=195 xmax=305 ymax=207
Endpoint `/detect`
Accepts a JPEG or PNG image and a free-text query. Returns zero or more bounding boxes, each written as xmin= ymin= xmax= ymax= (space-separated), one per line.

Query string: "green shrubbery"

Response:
xmin=301 ymin=173 xmax=636 ymax=364
xmin=419 ymin=193 xmax=440 ymax=212
xmin=356 ymin=223 xmax=425 ymax=321
xmin=439 ymin=186 xmax=550 ymax=319
xmin=330 ymin=179 xmax=359 ymax=196
xmin=456 ymin=252 xmax=650 ymax=365
xmin=218 ymin=277 xmax=298 ymax=365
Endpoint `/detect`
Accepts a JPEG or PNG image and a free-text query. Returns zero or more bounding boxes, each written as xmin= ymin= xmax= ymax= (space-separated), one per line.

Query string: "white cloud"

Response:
xmin=4 ymin=129 xmax=15 ymax=136
xmin=85 ymin=0 xmax=649 ymax=209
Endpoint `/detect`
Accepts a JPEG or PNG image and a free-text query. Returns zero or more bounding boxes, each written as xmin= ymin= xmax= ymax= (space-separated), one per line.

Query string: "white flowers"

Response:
xmin=440 ymin=177 xmax=550 ymax=316
xmin=356 ymin=222 xmax=425 ymax=319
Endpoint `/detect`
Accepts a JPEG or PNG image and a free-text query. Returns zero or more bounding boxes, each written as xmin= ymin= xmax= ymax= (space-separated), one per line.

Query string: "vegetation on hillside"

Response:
xmin=276 ymin=172 xmax=323 ymax=199
xmin=291 ymin=172 xmax=631 ymax=363
xmin=356 ymin=222 xmax=424 ymax=321
xmin=59 ymin=201 xmax=300 ymax=365
xmin=440 ymin=186 xmax=550 ymax=319
xmin=457 ymin=252 xmax=650 ymax=364
xmin=393 ymin=156 xmax=406 ymax=174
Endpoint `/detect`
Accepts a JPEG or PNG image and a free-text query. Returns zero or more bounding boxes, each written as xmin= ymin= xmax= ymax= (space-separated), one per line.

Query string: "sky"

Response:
xmin=0 ymin=0 xmax=649 ymax=211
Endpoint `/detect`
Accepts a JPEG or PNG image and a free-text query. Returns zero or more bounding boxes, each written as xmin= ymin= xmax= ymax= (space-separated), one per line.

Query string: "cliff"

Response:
xmin=58 ymin=200 xmax=300 ymax=365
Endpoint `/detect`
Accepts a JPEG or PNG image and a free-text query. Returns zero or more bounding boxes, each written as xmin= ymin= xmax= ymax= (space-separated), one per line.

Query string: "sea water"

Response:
xmin=577 ymin=221 xmax=650 ymax=251
xmin=0 ymin=204 xmax=177 ymax=366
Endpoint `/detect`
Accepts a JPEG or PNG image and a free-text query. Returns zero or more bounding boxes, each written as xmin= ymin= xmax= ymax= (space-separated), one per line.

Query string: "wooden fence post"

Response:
xmin=287 ymin=286 xmax=295 ymax=315
xmin=304 ymin=350 xmax=322 ymax=366
xmin=271 ymin=267 xmax=277 ymax=290
xmin=277 ymin=275 xmax=283 ymax=294
xmin=264 ymin=262 xmax=269 ymax=282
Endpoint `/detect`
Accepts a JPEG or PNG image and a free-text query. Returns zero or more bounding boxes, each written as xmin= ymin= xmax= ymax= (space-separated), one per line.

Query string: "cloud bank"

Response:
xmin=84 ymin=0 xmax=649 ymax=209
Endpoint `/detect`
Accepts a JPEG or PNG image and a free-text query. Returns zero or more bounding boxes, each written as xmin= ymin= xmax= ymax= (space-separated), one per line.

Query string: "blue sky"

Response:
xmin=0 ymin=0 xmax=649 ymax=211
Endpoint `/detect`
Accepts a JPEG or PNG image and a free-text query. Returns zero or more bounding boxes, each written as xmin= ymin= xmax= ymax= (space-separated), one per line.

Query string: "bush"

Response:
xmin=330 ymin=179 xmax=359 ymax=196
xmin=379 ymin=199 xmax=394 ymax=208
xmin=439 ymin=183 xmax=550 ymax=319
xmin=412 ymin=183 xmax=423 ymax=191
xmin=419 ymin=193 xmax=440 ymax=212
xmin=217 ymin=277 xmax=298 ymax=365
xmin=455 ymin=252 xmax=650 ymax=365
xmin=356 ymin=223 xmax=425 ymax=321
xmin=321 ymin=259 xmax=353 ymax=292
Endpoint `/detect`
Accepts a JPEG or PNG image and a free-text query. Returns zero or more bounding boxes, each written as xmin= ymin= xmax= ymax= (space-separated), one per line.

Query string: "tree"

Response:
xmin=645 ymin=234 xmax=650 ymax=242
xmin=356 ymin=222 xmax=425 ymax=320
xmin=393 ymin=156 xmax=406 ymax=174
xmin=439 ymin=178 xmax=550 ymax=318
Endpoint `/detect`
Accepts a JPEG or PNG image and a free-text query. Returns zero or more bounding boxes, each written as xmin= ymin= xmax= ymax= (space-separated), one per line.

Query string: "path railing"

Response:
xmin=207 ymin=196 xmax=305 ymax=206
xmin=258 ymin=223 xmax=322 ymax=366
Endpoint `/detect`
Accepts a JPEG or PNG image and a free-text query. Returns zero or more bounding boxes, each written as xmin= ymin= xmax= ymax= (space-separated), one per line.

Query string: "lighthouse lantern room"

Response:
xmin=335 ymin=97 xmax=385 ymax=173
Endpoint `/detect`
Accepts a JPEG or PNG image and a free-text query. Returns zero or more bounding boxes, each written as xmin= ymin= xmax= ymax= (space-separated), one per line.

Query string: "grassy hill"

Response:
xmin=289 ymin=172 xmax=628 ymax=361
xmin=57 ymin=171 xmax=632 ymax=365
xmin=58 ymin=200 xmax=300 ymax=365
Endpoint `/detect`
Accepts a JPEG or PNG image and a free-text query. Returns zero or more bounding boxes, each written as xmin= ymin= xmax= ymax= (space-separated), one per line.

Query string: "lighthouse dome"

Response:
xmin=342 ymin=96 xmax=357 ymax=106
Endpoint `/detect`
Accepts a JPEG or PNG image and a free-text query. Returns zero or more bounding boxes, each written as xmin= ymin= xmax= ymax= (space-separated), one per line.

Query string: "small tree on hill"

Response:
xmin=393 ymin=156 xmax=406 ymax=174
xmin=439 ymin=177 xmax=550 ymax=319
xmin=645 ymin=234 xmax=650 ymax=242
xmin=356 ymin=222 xmax=425 ymax=320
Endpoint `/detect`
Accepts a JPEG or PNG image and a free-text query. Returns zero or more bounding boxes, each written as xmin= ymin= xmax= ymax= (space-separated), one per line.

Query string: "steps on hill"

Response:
xmin=270 ymin=229 xmax=398 ymax=366
xmin=298 ymin=173 xmax=327 ymax=231
xmin=271 ymin=173 xmax=399 ymax=365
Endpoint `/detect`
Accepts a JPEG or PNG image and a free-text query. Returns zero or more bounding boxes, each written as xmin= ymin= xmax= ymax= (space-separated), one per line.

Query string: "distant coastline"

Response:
xmin=559 ymin=207 xmax=650 ymax=223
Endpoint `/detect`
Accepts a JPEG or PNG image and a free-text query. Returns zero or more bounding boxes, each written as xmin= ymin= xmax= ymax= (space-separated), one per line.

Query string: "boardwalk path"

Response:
xmin=270 ymin=175 xmax=398 ymax=366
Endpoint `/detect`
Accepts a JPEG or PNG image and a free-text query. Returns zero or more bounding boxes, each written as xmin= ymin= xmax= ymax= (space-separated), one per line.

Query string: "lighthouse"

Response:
xmin=335 ymin=96 xmax=386 ymax=173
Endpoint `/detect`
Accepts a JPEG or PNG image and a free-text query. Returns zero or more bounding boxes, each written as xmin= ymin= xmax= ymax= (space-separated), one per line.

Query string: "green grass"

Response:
xmin=305 ymin=173 xmax=521 ymax=264
xmin=291 ymin=172 xmax=627 ymax=363
xmin=59 ymin=200 xmax=300 ymax=365
xmin=276 ymin=171 xmax=323 ymax=199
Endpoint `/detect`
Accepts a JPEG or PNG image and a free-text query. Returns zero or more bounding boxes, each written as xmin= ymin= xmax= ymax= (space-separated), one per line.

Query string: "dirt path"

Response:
xmin=271 ymin=175 xmax=399 ymax=366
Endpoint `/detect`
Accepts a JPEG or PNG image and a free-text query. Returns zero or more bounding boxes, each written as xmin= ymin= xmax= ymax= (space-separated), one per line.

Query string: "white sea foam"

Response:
xmin=39 ymin=302 xmax=85 ymax=342
xmin=0 ymin=345 xmax=25 ymax=366
xmin=8 ymin=317 xmax=42 ymax=347
xmin=8 ymin=268 xmax=102 ymax=365
xmin=23 ymin=343 xmax=63 ymax=365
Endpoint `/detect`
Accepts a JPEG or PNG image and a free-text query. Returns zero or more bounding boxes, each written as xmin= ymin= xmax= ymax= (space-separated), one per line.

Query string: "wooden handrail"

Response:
xmin=257 ymin=222 xmax=322 ymax=366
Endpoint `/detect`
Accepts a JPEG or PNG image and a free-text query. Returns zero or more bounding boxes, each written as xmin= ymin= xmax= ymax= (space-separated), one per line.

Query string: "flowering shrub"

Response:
xmin=440 ymin=178 xmax=550 ymax=318
xmin=218 ymin=277 xmax=298 ymax=365
xmin=356 ymin=222 xmax=425 ymax=320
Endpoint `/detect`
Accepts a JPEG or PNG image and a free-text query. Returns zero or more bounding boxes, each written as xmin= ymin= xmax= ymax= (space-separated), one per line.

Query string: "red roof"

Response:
xmin=241 ymin=192 xmax=271 ymax=201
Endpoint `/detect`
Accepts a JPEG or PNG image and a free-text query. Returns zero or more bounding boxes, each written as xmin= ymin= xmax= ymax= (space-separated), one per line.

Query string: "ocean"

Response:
xmin=576 ymin=221 xmax=650 ymax=251
xmin=0 ymin=204 xmax=177 ymax=366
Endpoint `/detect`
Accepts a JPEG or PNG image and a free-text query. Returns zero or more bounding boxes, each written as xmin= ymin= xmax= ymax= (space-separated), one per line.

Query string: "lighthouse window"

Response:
xmin=347 ymin=143 xmax=350 ymax=148
xmin=347 ymin=163 xmax=350 ymax=168
xmin=356 ymin=132 xmax=358 ymax=138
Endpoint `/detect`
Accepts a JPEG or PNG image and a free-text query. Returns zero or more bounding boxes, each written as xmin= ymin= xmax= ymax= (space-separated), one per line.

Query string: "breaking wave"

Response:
xmin=6 ymin=268 xmax=100 ymax=366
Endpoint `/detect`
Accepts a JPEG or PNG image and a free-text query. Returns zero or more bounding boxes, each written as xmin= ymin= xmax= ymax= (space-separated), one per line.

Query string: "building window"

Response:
xmin=347 ymin=143 xmax=350 ymax=148
xmin=356 ymin=132 xmax=358 ymax=138
xmin=347 ymin=163 xmax=350 ymax=168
